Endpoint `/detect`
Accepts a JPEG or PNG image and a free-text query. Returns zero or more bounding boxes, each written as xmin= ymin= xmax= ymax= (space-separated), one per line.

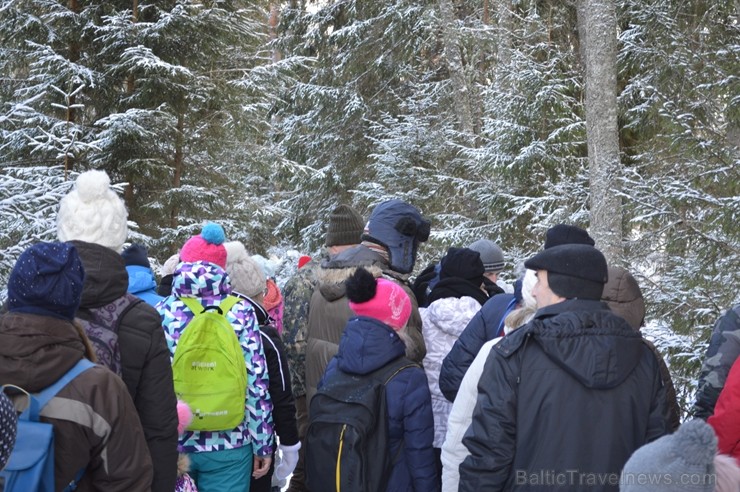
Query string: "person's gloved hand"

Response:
xmin=274 ymin=442 xmax=301 ymax=481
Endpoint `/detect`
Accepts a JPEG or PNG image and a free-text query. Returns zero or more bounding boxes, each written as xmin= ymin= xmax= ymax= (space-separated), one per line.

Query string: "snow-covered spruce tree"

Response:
xmin=272 ymin=0 xmax=443 ymax=251
xmin=617 ymin=0 xmax=740 ymax=415
xmin=0 ymin=166 xmax=75 ymax=299
xmin=0 ymin=0 xmax=104 ymax=172
xmin=90 ymin=0 xmax=298 ymax=257
xmin=453 ymin=0 xmax=589 ymax=264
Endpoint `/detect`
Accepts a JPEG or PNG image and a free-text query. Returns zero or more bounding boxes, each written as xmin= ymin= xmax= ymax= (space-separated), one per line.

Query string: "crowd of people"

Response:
xmin=0 ymin=168 xmax=738 ymax=492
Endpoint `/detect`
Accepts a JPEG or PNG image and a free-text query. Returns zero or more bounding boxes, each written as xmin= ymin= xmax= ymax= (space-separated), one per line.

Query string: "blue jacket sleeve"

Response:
xmin=400 ymin=369 xmax=440 ymax=492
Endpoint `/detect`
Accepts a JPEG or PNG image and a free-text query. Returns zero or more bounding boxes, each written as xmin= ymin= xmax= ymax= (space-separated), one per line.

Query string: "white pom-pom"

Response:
xmin=225 ymin=241 xmax=249 ymax=264
xmin=75 ymin=170 xmax=112 ymax=203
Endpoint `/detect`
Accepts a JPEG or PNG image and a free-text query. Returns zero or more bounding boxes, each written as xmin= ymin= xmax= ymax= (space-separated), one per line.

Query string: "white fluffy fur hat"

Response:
xmin=57 ymin=170 xmax=128 ymax=252
xmin=224 ymin=241 xmax=266 ymax=298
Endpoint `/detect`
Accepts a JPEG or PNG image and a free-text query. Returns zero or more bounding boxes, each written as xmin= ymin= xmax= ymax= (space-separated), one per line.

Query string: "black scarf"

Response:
xmin=426 ymin=277 xmax=488 ymax=306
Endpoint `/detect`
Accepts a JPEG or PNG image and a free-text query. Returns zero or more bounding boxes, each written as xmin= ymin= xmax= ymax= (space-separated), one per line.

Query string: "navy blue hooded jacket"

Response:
xmin=321 ymin=316 xmax=439 ymax=492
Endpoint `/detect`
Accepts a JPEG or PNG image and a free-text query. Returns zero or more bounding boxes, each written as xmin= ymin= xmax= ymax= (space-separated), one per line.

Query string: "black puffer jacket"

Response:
xmin=459 ymin=299 xmax=668 ymax=492
xmin=71 ymin=241 xmax=178 ymax=492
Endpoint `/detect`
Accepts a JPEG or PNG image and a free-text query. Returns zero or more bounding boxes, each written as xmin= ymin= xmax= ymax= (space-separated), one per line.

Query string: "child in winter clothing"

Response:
xmin=313 ymin=268 xmax=439 ymax=492
xmin=0 ymin=242 xmax=153 ymax=490
xmin=621 ymin=419 xmax=740 ymax=491
xmin=156 ymin=224 xmax=274 ymax=492
xmin=224 ymin=241 xmax=301 ymax=492
xmin=122 ymin=243 xmax=164 ymax=306
xmin=56 ymin=170 xmax=178 ymax=492
xmin=420 ymin=247 xmax=487 ymax=485
xmin=175 ymin=401 xmax=198 ymax=492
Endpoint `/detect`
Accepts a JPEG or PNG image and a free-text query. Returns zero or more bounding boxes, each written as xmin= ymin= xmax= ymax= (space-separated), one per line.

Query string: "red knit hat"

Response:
xmin=179 ymin=223 xmax=227 ymax=268
xmin=347 ymin=269 xmax=412 ymax=331
xmin=298 ymin=255 xmax=312 ymax=269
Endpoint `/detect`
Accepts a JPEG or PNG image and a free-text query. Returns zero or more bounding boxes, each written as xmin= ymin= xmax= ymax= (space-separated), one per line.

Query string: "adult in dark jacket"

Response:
xmin=316 ymin=269 xmax=439 ymax=492
xmin=459 ymin=244 xmax=668 ymax=491
xmin=0 ymin=242 xmax=153 ymax=491
xmin=281 ymin=204 xmax=365 ymax=492
xmin=56 ymin=170 xmax=178 ymax=492
xmin=224 ymin=240 xmax=301 ymax=492
xmin=439 ymin=223 xmax=595 ymax=402
xmin=305 ymin=199 xmax=431 ymax=405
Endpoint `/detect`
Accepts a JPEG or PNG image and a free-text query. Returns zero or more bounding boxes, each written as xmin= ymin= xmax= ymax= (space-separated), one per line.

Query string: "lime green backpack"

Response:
xmin=173 ymin=296 xmax=247 ymax=431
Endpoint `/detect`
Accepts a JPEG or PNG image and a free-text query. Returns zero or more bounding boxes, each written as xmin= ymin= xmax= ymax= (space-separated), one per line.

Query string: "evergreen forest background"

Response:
xmin=1 ymin=0 xmax=738 ymax=416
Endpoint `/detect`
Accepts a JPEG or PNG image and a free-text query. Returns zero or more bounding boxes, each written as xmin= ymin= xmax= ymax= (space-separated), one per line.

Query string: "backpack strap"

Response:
xmin=181 ymin=295 xmax=240 ymax=317
xmin=33 ymin=359 xmax=96 ymax=418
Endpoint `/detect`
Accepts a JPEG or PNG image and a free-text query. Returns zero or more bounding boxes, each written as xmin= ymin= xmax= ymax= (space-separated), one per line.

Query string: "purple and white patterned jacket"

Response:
xmin=156 ymin=261 xmax=274 ymax=456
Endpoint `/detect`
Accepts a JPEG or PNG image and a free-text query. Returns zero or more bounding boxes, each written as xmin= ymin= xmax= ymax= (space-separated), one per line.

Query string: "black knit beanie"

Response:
xmin=325 ymin=205 xmax=365 ymax=247
xmin=544 ymin=224 xmax=595 ymax=249
xmin=440 ymin=247 xmax=485 ymax=285
xmin=121 ymin=243 xmax=151 ymax=268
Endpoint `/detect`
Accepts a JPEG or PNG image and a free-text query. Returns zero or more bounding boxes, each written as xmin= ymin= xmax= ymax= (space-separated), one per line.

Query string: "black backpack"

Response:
xmin=305 ymin=356 xmax=417 ymax=492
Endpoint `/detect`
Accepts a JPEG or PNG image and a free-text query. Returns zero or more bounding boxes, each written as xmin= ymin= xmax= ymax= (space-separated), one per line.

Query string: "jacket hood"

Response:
xmin=335 ymin=316 xmax=407 ymax=375
xmin=0 ymin=312 xmax=86 ymax=391
xmin=70 ymin=240 xmax=128 ymax=308
xmin=126 ymin=265 xmax=157 ymax=295
xmin=533 ymin=299 xmax=644 ymax=389
xmin=496 ymin=299 xmax=644 ymax=389
xmin=172 ymin=261 xmax=232 ymax=299
xmin=601 ymin=266 xmax=645 ymax=331
xmin=421 ymin=296 xmax=482 ymax=337
xmin=315 ymin=249 xmax=385 ymax=302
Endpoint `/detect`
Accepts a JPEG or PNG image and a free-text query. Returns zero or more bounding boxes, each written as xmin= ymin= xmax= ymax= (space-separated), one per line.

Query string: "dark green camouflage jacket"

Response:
xmin=693 ymin=304 xmax=740 ymax=420
xmin=281 ymin=259 xmax=320 ymax=398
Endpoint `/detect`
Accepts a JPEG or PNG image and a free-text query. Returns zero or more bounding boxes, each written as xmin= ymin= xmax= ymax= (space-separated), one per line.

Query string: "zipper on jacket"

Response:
xmin=336 ymin=424 xmax=346 ymax=492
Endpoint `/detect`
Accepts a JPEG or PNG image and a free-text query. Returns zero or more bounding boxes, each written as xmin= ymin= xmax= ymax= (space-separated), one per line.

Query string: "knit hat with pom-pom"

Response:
xmin=224 ymin=241 xmax=266 ymax=298
xmin=620 ymin=419 xmax=717 ymax=492
xmin=57 ymin=170 xmax=129 ymax=252
xmin=180 ymin=223 xmax=227 ymax=268
xmin=346 ymin=268 xmax=412 ymax=331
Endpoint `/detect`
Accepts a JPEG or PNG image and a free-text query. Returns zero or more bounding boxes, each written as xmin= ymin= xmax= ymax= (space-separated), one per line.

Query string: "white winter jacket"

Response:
xmin=440 ymin=337 xmax=500 ymax=491
xmin=421 ymin=296 xmax=482 ymax=448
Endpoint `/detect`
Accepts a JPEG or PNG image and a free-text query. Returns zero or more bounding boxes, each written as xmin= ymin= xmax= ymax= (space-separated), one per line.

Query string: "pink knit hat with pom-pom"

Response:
xmin=180 ymin=223 xmax=227 ymax=268
xmin=346 ymin=268 xmax=412 ymax=331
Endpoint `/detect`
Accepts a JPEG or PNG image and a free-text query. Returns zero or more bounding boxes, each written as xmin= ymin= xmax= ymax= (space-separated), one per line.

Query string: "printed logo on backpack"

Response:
xmin=0 ymin=358 xmax=94 ymax=492
xmin=173 ymin=296 xmax=247 ymax=431
xmin=305 ymin=356 xmax=417 ymax=492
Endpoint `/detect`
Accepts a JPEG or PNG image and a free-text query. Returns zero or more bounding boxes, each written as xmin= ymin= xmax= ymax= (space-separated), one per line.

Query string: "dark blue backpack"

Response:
xmin=0 ymin=358 xmax=94 ymax=492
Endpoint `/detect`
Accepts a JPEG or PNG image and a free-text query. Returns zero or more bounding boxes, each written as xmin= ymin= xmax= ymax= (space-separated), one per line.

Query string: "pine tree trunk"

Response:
xmin=270 ymin=3 xmax=281 ymax=62
xmin=170 ymin=113 xmax=185 ymax=229
xmin=64 ymin=0 xmax=80 ymax=178
xmin=578 ymin=0 xmax=623 ymax=264
xmin=439 ymin=0 xmax=475 ymax=136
